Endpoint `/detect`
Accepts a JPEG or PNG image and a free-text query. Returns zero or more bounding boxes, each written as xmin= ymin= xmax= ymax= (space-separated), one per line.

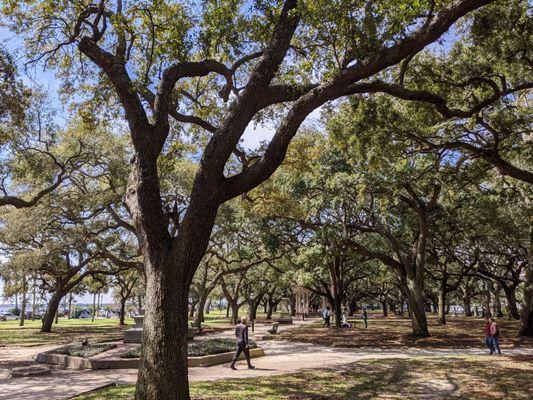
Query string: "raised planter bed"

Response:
xmin=37 ymin=340 xmax=265 ymax=370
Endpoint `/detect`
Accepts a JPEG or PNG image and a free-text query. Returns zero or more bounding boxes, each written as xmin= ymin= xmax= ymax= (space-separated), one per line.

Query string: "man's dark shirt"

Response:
xmin=235 ymin=323 xmax=249 ymax=345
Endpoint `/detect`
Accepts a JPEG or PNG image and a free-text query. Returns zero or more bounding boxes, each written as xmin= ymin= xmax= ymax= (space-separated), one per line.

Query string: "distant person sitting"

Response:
xmin=341 ymin=308 xmax=351 ymax=328
xmin=322 ymin=306 xmax=331 ymax=328
xmin=230 ymin=316 xmax=255 ymax=370
xmin=362 ymin=308 xmax=368 ymax=328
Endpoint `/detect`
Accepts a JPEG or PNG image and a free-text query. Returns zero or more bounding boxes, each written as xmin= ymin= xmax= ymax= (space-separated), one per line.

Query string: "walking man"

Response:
xmin=230 ymin=316 xmax=255 ymax=370
xmin=322 ymin=306 xmax=331 ymax=328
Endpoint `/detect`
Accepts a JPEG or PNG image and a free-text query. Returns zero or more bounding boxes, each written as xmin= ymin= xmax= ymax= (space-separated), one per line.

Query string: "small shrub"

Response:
xmin=52 ymin=343 xmax=116 ymax=358
xmin=120 ymin=338 xmax=258 ymax=359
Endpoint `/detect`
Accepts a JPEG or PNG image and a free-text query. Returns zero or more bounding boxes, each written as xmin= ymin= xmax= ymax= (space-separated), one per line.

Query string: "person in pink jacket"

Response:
xmin=489 ymin=317 xmax=502 ymax=355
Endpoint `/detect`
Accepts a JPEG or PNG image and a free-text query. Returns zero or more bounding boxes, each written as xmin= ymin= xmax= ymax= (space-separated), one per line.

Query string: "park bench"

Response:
xmin=268 ymin=322 xmax=279 ymax=334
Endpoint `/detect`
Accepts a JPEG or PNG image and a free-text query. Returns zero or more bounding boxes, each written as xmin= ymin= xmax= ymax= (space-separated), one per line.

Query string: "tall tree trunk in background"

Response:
xmin=289 ymin=293 xmax=296 ymax=317
xmin=438 ymin=287 xmax=447 ymax=325
xmin=502 ymin=286 xmax=520 ymax=320
xmin=483 ymin=281 xmax=491 ymax=317
xmin=492 ymin=285 xmax=503 ymax=318
xmin=230 ymin=301 xmax=240 ymax=325
xmin=137 ymin=295 xmax=143 ymax=314
xmin=225 ymin=302 xmax=230 ymax=318
xmin=194 ymin=294 xmax=208 ymax=329
xmin=68 ymin=293 xmax=73 ymax=319
xmin=119 ymin=297 xmax=127 ymax=325
xmin=205 ymin=299 xmax=211 ymax=315
xmin=31 ymin=280 xmax=37 ymax=321
xmin=19 ymin=280 xmax=27 ymax=327
xmin=92 ymin=292 xmax=97 ymax=322
xmin=381 ymin=301 xmax=388 ymax=317
xmin=519 ymin=226 xmax=533 ymax=336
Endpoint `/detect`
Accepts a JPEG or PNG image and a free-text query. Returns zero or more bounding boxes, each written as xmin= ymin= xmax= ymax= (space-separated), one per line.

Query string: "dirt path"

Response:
xmin=1 ymin=320 xmax=532 ymax=400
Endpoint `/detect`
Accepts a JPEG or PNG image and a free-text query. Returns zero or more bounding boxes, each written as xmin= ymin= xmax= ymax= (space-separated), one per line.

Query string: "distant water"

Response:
xmin=0 ymin=304 xmax=14 ymax=312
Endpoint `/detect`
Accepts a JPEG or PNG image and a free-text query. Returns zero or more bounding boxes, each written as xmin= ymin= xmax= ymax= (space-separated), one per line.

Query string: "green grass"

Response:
xmin=279 ymin=315 xmax=533 ymax=349
xmin=75 ymin=355 xmax=533 ymax=399
xmin=0 ymin=318 xmax=133 ymax=347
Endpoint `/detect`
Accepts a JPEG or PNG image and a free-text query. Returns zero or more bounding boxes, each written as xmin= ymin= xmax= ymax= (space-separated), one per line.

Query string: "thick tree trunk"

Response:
xmin=503 ymin=287 xmax=520 ymax=320
xmin=266 ymin=300 xmax=277 ymax=320
xmin=438 ymin=290 xmax=446 ymax=325
xmin=194 ymin=295 xmax=207 ymax=329
xmin=230 ymin=301 xmax=239 ymax=325
xmin=135 ymin=261 xmax=191 ymax=400
xmin=289 ymin=294 xmax=296 ymax=317
xmin=205 ymin=298 xmax=211 ymax=315
xmin=248 ymin=297 xmax=261 ymax=321
xmin=333 ymin=298 xmax=342 ymax=328
xmin=381 ymin=301 xmax=388 ymax=317
xmin=463 ymin=297 xmax=472 ymax=317
xmin=41 ymin=290 xmax=64 ymax=333
xmin=225 ymin=302 xmax=230 ymax=318
xmin=404 ymin=278 xmax=429 ymax=337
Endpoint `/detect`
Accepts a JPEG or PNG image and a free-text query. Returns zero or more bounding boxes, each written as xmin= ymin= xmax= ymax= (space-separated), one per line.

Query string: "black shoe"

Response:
xmin=230 ymin=365 xmax=237 ymax=370
xmin=248 ymin=365 xmax=256 ymax=369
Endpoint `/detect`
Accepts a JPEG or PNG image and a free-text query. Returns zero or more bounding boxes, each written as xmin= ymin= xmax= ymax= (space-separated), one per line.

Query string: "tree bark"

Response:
xmin=119 ymin=298 xmax=127 ymax=325
xmin=519 ymin=227 xmax=533 ymax=336
xmin=91 ymin=292 xmax=96 ymax=322
xmin=230 ymin=300 xmax=239 ymax=325
xmin=19 ymin=282 xmax=27 ymax=327
xmin=68 ymin=293 xmax=73 ymax=319
xmin=194 ymin=295 xmax=207 ymax=329
xmin=41 ymin=290 xmax=64 ymax=333
xmin=463 ymin=297 xmax=472 ymax=317
xmin=438 ymin=289 xmax=447 ymax=325
xmin=503 ymin=286 xmax=520 ymax=320
xmin=403 ymin=277 xmax=429 ymax=337
xmin=31 ymin=281 xmax=37 ymax=321
xmin=381 ymin=301 xmax=388 ymax=317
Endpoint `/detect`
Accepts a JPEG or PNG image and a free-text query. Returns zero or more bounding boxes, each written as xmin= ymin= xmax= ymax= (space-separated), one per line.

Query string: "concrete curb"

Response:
xmin=36 ymin=347 xmax=265 ymax=370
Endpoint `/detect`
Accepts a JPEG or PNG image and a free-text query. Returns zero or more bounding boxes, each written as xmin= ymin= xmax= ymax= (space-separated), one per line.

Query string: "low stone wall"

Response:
xmin=188 ymin=347 xmax=265 ymax=367
xmin=36 ymin=347 xmax=265 ymax=370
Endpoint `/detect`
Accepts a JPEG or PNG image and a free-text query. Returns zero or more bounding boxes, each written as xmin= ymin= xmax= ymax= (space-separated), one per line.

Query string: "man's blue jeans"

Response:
xmin=484 ymin=336 xmax=495 ymax=353
xmin=490 ymin=336 xmax=501 ymax=354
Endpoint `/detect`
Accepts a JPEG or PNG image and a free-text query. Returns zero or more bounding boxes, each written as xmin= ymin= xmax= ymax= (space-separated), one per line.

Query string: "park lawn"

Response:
xmin=279 ymin=315 xmax=533 ymax=349
xmin=75 ymin=355 xmax=533 ymax=399
xmin=0 ymin=318 xmax=133 ymax=347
